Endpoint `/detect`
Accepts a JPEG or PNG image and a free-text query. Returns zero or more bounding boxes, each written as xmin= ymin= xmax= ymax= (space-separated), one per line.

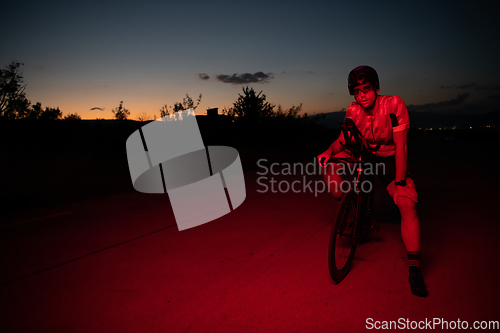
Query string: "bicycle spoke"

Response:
xmin=334 ymin=200 xmax=356 ymax=270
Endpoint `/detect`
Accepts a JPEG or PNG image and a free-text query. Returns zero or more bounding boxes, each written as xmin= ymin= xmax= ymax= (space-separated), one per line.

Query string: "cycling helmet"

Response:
xmin=348 ymin=66 xmax=379 ymax=95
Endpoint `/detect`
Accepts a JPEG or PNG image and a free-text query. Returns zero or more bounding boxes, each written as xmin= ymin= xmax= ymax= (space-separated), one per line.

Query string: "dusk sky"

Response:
xmin=2 ymin=0 xmax=499 ymax=119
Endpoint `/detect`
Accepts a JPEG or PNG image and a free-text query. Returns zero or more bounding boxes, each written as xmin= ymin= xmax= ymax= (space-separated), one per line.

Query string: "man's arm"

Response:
xmin=317 ymin=133 xmax=345 ymax=166
xmin=326 ymin=133 xmax=346 ymax=156
xmin=318 ymin=107 xmax=354 ymax=166
xmin=392 ymin=127 xmax=417 ymax=203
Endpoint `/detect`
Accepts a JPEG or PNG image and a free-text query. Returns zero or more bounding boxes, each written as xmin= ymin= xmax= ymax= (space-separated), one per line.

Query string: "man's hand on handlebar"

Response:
xmin=393 ymin=183 xmax=418 ymax=203
xmin=317 ymin=151 xmax=331 ymax=167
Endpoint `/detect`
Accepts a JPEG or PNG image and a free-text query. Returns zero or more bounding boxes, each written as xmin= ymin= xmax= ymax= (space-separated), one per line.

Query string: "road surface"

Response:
xmin=1 ymin=138 xmax=499 ymax=332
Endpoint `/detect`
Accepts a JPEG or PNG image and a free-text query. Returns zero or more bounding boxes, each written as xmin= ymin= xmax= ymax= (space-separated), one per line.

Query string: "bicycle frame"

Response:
xmin=336 ymin=118 xmax=377 ymax=228
xmin=329 ymin=151 xmax=376 ymax=237
xmin=326 ymin=121 xmax=380 ymax=283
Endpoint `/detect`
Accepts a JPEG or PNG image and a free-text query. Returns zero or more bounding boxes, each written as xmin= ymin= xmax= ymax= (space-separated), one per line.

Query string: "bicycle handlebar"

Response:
xmin=339 ymin=119 xmax=380 ymax=155
xmin=320 ymin=119 xmax=381 ymax=168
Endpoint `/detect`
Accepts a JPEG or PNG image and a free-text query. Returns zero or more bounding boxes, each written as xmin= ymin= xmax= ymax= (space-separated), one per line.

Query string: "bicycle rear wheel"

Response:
xmin=328 ymin=190 xmax=360 ymax=283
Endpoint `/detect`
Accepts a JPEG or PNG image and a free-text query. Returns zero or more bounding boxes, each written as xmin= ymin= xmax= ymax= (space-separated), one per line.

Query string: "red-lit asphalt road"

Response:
xmin=1 ymin=146 xmax=499 ymax=332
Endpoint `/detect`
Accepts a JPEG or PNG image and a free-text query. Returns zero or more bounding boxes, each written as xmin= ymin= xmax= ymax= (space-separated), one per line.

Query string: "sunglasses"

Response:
xmin=353 ymin=85 xmax=374 ymax=96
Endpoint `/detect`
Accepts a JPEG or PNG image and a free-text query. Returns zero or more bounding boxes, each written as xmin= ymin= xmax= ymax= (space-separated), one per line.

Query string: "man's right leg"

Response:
xmin=322 ymin=162 xmax=348 ymax=201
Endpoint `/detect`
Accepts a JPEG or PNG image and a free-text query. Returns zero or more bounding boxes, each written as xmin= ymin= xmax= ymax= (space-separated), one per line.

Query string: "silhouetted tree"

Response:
xmin=64 ymin=113 xmax=82 ymax=120
xmin=112 ymin=101 xmax=130 ymax=120
xmin=0 ymin=61 xmax=30 ymax=119
xmin=159 ymin=104 xmax=170 ymax=118
xmin=23 ymin=102 xmax=62 ymax=120
xmin=159 ymin=94 xmax=202 ymax=118
xmin=181 ymin=93 xmax=202 ymax=110
xmin=26 ymin=102 xmax=43 ymax=120
xmin=221 ymin=106 xmax=233 ymax=118
xmin=137 ymin=111 xmax=153 ymax=122
xmin=39 ymin=106 xmax=62 ymax=120
xmin=8 ymin=97 xmax=31 ymax=119
xmin=172 ymin=102 xmax=184 ymax=113
xmin=230 ymin=87 xmax=275 ymax=120
xmin=173 ymin=94 xmax=202 ymax=112
xmin=274 ymin=104 xmax=306 ymax=119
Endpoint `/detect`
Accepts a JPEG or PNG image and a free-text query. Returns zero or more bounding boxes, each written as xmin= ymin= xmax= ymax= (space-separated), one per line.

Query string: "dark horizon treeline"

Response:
xmin=0 ymin=93 xmax=331 ymax=218
xmin=0 ymin=62 xmax=78 ymax=120
xmin=1 ymin=60 xmax=333 ymax=217
xmin=1 ymin=61 xmax=312 ymax=122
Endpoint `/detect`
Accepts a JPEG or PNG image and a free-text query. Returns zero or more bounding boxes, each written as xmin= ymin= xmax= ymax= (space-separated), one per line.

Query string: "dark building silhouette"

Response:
xmin=207 ymin=108 xmax=218 ymax=117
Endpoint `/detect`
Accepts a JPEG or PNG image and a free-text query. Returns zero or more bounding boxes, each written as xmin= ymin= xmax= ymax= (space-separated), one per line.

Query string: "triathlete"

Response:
xmin=317 ymin=65 xmax=427 ymax=297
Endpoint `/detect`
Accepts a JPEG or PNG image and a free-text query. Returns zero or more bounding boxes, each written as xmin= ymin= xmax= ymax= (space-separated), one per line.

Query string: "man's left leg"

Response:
xmin=396 ymin=195 xmax=428 ymax=297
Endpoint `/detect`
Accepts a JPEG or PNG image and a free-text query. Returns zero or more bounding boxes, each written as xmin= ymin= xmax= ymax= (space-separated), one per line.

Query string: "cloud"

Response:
xmin=456 ymin=83 xmax=475 ymax=89
xmin=215 ymin=72 xmax=273 ymax=84
xmin=407 ymin=93 xmax=470 ymax=112
xmin=440 ymin=83 xmax=500 ymax=90
xmin=198 ymin=73 xmax=210 ymax=81
xmin=90 ymin=107 xmax=104 ymax=111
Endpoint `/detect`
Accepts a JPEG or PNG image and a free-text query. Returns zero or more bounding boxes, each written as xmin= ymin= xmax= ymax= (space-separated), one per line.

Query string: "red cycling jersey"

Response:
xmin=345 ymin=95 xmax=410 ymax=157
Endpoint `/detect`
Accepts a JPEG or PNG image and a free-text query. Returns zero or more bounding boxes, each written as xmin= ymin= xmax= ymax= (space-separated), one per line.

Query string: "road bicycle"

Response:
xmin=320 ymin=119 xmax=380 ymax=283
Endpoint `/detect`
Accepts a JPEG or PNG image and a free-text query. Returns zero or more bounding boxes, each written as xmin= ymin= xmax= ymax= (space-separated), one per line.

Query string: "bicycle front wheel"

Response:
xmin=328 ymin=190 xmax=360 ymax=283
